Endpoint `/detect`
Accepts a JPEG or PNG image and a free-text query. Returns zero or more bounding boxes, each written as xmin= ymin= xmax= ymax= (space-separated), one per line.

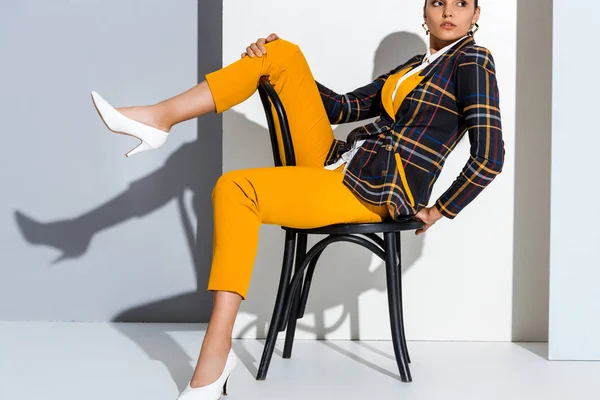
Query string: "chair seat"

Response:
xmin=283 ymin=218 xmax=425 ymax=235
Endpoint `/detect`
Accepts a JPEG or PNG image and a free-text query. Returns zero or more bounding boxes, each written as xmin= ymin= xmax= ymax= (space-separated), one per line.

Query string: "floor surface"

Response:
xmin=1 ymin=322 xmax=599 ymax=400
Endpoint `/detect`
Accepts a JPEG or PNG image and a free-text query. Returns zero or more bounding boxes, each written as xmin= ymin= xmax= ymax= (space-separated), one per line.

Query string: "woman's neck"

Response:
xmin=429 ymin=36 xmax=461 ymax=54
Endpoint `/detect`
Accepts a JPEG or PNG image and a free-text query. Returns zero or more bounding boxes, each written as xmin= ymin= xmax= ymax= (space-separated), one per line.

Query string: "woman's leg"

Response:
xmin=190 ymin=167 xmax=388 ymax=388
xmin=203 ymin=39 xmax=334 ymax=167
xmin=116 ymin=40 xmax=341 ymax=390
xmin=114 ymin=80 xmax=215 ymax=133
xmin=120 ymin=39 xmax=334 ymax=168
xmin=190 ymin=290 xmax=241 ymax=388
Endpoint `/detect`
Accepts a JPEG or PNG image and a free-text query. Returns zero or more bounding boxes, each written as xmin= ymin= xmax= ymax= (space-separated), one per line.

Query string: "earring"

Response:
xmin=422 ymin=22 xmax=430 ymax=35
xmin=468 ymin=22 xmax=480 ymax=36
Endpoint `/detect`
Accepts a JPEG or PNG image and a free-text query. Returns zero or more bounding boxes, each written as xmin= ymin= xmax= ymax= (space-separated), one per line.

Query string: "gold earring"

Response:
xmin=422 ymin=22 xmax=430 ymax=35
xmin=468 ymin=22 xmax=480 ymax=36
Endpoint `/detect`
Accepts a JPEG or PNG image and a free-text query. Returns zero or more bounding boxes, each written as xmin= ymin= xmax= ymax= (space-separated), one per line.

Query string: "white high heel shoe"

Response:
xmin=90 ymin=91 xmax=169 ymax=157
xmin=177 ymin=349 xmax=237 ymax=400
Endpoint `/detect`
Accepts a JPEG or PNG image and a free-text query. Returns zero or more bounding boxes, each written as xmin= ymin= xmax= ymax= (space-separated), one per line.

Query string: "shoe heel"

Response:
xmin=126 ymin=141 xmax=153 ymax=157
xmin=222 ymin=377 xmax=229 ymax=396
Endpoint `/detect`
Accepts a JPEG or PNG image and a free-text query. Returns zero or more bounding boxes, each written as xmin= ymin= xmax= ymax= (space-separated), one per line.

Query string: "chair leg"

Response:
xmin=384 ymin=232 xmax=412 ymax=383
xmin=283 ymin=233 xmax=308 ymax=358
xmin=395 ymin=232 xmax=411 ymax=364
xmin=298 ymin=248 xmax=325 ymax=318
xmin=256 ymin=230 xmax=297 ymax=380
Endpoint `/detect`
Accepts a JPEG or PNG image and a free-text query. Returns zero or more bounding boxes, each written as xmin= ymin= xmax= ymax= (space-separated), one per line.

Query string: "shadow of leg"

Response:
xmin=14 ymin=142 xmax=200 ymax=264
xmin=111 ymin=293 xmax=214 ymax=391
xmin=231 ymin=320 xmax=261 ymax=378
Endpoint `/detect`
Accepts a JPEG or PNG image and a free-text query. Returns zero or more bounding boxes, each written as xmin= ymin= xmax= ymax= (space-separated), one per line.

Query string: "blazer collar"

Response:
xmin=419 ymin=36 xmax=475 ymax=78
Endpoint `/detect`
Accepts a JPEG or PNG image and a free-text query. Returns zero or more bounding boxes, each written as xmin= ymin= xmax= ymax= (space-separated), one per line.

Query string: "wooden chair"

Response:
xmin=254 ymin=77 xmax=424 ymax=383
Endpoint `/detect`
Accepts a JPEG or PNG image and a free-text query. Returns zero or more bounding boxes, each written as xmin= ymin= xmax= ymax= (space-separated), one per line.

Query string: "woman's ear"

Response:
xmin=473 ymin=7 xmax=481 ymax=24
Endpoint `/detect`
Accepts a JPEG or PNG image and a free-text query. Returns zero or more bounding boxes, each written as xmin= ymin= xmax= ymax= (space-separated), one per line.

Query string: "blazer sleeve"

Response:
xmin=435 ymin=47 xmax=505 ymax=219
xmin=315 ymin=72 xmax=390 ymax=124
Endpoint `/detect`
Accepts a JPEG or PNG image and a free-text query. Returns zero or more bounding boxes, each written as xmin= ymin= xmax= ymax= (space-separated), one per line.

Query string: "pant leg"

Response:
xmin=208 ymin=167 xmax=389 ymax=299
xmin=205 ymin=39 xmax=334 ymax=168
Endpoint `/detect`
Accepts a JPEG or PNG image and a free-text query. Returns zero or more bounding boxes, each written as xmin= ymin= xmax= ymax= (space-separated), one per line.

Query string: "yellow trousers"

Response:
xmin=205 ymin=39 xmax=389 ymax=299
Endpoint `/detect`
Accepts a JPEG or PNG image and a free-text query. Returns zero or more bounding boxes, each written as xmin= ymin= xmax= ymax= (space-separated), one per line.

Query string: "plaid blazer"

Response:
xmin=316 ymin=36 xmax=505 ymax=220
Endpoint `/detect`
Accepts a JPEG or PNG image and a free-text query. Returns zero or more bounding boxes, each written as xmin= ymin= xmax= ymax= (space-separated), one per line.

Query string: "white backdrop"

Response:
xmin=549 ymin=0 xmax=600 ymax=360
xmin=222 ymin=0 xmax=517 ymax=341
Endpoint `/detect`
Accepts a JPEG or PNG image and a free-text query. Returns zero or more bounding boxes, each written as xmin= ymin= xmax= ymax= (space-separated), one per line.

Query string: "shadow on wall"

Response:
xmin=13 ymin=0 xmax=223 ymax=324
xmin=511 ymin=0 xmax=552 ymax=342
xmin=12 ymin=28 xmax=427 ymax=388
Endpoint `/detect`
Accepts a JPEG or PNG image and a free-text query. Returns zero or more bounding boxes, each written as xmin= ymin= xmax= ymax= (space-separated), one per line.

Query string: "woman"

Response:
xmin=91 ymin=0 xmax=504 ymax=398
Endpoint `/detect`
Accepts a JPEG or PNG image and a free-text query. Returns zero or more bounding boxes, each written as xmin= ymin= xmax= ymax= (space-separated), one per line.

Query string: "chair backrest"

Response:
xmin=257 ymin=76 xmax=297 ymax=167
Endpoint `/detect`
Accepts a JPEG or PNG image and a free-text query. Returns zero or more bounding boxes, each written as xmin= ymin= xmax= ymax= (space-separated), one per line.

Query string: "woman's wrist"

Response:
xmin=430 ymin=204 xmax=444 ymax=220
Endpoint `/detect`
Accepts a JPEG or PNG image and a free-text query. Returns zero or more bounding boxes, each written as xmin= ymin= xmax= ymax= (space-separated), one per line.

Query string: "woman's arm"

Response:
xmin=435 ymin=47 xmax=505 ymax=219
xmin=316 ymin=75 xmax=390 ymax=125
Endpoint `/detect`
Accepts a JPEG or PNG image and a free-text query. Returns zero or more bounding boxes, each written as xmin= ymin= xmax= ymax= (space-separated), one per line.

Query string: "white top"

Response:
xmin=325 ymin=36 xmax=468 ymax=173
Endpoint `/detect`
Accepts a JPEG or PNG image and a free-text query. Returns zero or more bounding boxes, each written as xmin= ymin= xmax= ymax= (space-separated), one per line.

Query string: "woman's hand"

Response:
xmin=414 ymin=205 xmax=444 ymax=235
xmin=241 ymin=33 xmax=280 ymax=59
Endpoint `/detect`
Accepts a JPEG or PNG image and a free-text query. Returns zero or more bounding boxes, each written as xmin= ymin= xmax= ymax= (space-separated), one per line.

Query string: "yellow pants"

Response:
xmin=205 ymin=39 xmax=389 ymax=299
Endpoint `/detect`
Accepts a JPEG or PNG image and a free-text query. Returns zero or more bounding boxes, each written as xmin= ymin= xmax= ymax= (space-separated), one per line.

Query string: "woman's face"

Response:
xmin=423 ymin=0 xmax=480 ymax=42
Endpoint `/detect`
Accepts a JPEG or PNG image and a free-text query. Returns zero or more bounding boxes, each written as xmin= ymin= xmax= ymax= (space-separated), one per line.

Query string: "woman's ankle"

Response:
xmin=114 ymin=104 xmax=172 ymax=133
xmin=150 ymin=103 xmax=173 ymax=132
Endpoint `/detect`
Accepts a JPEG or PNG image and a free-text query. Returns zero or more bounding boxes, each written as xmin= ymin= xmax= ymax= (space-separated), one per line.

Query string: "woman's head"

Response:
xmin=423 ymin=0 xmax=480 ymax=44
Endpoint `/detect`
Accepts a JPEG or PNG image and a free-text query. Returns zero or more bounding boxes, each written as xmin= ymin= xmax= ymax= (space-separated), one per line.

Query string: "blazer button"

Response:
xmin=384 ymin=145 xmax=393 ymax=151
xmin=382 ymin=170 xmax=388 ymax=175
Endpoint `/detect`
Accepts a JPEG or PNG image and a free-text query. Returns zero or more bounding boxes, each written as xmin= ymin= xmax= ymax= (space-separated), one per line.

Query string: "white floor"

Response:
xmin=1 ymin=323 xmax=599 ymax=400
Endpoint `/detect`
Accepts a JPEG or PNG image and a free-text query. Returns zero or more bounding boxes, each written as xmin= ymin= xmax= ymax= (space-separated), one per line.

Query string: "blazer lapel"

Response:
xmin=392 ymin=73 xmax=426 ymax=114
xmin=381 ymin=56 xmax=423 ymax=121
xmin=381 ymin=67 xmax=411 ymax=121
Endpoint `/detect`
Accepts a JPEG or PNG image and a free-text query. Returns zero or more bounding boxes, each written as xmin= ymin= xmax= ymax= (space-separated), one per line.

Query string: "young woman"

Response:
xmin=91 ymin=1 xmax=503 ymax=398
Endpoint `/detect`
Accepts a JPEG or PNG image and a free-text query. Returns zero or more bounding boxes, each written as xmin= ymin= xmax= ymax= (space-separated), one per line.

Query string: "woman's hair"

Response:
xmin=424 ymin=0 xmax=479 ymax=7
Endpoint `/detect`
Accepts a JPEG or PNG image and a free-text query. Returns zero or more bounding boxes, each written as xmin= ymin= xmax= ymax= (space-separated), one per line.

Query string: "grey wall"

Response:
xmin=549 ymin=0 xmax=600 ymax=360
xmin=0 ymin=1 xmax=222 ymax=322
xmin=512 ymin=0 xmax=553 ymax=341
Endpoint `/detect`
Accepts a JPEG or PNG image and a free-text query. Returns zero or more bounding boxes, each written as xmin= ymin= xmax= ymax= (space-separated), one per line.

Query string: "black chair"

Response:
xmin=254 ymin=76 xmax=424 ymax=383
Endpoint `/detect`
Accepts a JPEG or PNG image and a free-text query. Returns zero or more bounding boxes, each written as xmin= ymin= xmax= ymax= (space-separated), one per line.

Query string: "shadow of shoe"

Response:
xmin=14 ymin=211 xmax=91 ymax=264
